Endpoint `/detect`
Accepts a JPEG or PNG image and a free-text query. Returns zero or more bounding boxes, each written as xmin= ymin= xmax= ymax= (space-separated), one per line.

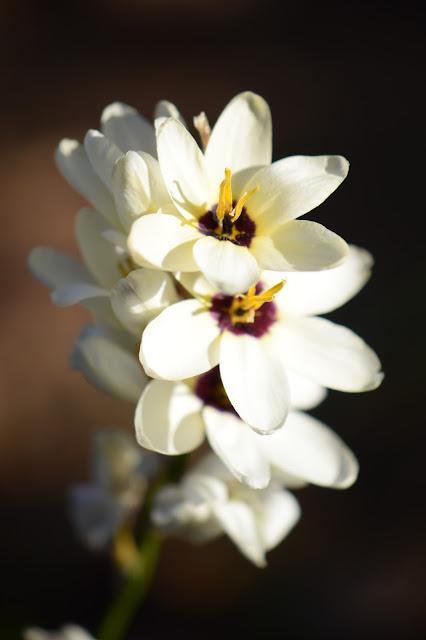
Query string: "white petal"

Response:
xmin=135 ymin=380 xmax=205 ymax=454
xmin=151 ymin=484 xmax=221 ymax=542
xmin=219 ymin=332 xmax=290 ymax=434
xmin=203 ymin=406 xmax=271 ymax=489
xmin=71 ymin=331 xmax=148 ymax=403
xmin=156 ymin=118 xmax=214 ymax=217
xmin=52 ymin=282 xmax=109 ymax=306
xmin=28 ymin=247 xmax=93 ymax=290
xmin=128 ymin=211 xmax=200 ymax=271
xmin=175 ymin=271 xmax=218 ymax=301
xmin=84 ymin=129 xmax=123 ymax=192
xmin=100 ymin=102 xmax=156 ymax=156
xmin=275 ymin=316 xmax=383 ymax=392
xmin=193 ymin=236 xmax=259 ymax=295
xmin=111 ymin=268 xmax=179 ymax=335
xmin=211 ymin=498 xmax=266 ymax=567
xmin=255 ymin=487 xmax=301 ymax=551
xmin=75 ymin=208 xmax=124 ymax=290
xmin=270 ymin=220 xmax=349 ymax=271
xmin=55 ymin=139 xmax=118 ymax=225
xmin=205 ymin=91 xmax=272 ymax=186
xmin=112 ymin=151 xmax=170 ymax=231
xmin=250 ymin=235 xmax=295 ymax=271
xmin=278 ymin=244 xmax=374 ymax=316
xmin=287 ymin=370 xmax=327 ymax=410
xmin=259 ymin=411 xmax=359 ymax=488
xmin=154 ymin=100 xmax=187 ymax=128
xmin=246 ymin=154 xmax=349 ymax=231
xmin=140 ymin=299 xmax=221 ymax=380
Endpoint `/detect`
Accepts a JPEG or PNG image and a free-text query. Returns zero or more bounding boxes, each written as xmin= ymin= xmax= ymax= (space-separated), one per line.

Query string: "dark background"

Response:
xmin=1 ymin=0 xmax=425 ymax=638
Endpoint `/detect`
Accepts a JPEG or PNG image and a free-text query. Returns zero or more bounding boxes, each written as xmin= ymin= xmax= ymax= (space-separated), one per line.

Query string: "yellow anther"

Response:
xmin=231 ymin=280 xmax=285 ymax=324
xmin=215 ymin=168 xmax=260 ymax=228
xmin=216 ymin=168 xmax=233 ymax=222
xmin=232 ymin=185 xmax=260 ymax=222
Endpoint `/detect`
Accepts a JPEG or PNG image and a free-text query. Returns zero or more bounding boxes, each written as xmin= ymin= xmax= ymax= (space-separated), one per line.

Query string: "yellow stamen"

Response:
xmin=232 ymin=185 xmax=260 ymax=222
xmin=231 ymin=280 xmax=285 ymax=324
xmin=193 ymin=111 xmax=211 ymax=151
xmin=215 ymin=169 xmax=259 ymax=229
xmin=216 ymin=168 xmax=233 ymax=222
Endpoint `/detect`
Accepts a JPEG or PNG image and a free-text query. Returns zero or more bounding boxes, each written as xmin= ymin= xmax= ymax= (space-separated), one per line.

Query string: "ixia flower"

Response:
xmin=140 ymin=246 xmax=383 ymax=433
xmin=128 ymin=91 xmax=349 ymax=295
xmin=151 ymin=452 xmax=301 ymax=567
xmin=135 ymin=366 xmax=358 ymax=489
xmin=55 ymin=100 xmax=181 ymax=231
xmin=24 ymin=626 xmax=96 ymax=640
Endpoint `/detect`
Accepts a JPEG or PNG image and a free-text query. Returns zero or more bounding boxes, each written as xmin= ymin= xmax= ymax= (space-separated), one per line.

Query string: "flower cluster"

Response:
xmin=29 ymin=92 xmax=382 ymax=571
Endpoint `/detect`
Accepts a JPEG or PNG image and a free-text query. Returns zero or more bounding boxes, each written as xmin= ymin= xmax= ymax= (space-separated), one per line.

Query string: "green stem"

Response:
xmin=96 ymin=528 xmax=162 ymax=640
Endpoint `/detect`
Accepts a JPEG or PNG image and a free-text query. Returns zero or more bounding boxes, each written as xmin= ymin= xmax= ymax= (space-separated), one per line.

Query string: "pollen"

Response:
xmin=230 ymin=280 xmax=285 ymax=324
xmin=215 ymin=168 xmax=260 ymax=224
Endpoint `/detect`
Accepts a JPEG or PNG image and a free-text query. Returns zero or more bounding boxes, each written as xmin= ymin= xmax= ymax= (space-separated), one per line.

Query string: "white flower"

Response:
xmin=140 ymin=246 xmax=383 ymax=433
xmin=128 ymin=91 xmax=349 ymax=295
xmin=135 ymin=366 xmax=357 ymax=489
xmin=69 ymin=428 xmax=157 ymax=550
xmin=24 ymin=626 xmax=95 ymax=640
xmin=55 ymin=101 xmax=181 ymax=230
xmin=151 ymin=452 xmax=301 ymax=567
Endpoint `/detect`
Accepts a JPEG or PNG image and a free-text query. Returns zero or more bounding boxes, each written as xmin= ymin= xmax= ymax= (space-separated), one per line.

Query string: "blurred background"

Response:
xmin=0 ymin=0 xmax=425 ymax=638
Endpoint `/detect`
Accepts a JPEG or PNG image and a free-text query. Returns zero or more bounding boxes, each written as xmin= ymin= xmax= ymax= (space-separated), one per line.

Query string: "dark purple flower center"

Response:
xmin=209 ymin=282 xmax=277 ymax=338
xmin=198 ymin=203 xmax=256 ymax=248
xmin=195 ymin=366 xmax=236 ymax=415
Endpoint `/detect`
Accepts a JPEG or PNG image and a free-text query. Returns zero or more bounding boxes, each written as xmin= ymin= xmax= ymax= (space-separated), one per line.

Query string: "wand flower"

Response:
xmin=151 ymin=452 xmax=301 ymax=567
xmin=140 ymin=246 xmax=382 ymax=433
xmin=128 ymin=91 xmax=349 ymax=295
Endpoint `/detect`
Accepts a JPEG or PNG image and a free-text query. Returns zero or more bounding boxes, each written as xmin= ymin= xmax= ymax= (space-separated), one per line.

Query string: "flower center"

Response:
xmin=210 ymin=280 xmax=284 ymax=338
xmin=195 ymin=366 xmax=236 ymax=415
xmin=198 ymin=168 xmax=259 ymax=248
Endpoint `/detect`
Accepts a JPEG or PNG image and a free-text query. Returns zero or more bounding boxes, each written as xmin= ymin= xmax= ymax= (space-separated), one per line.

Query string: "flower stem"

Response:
xmin=96 ymin=528 xmax=162 ymax=640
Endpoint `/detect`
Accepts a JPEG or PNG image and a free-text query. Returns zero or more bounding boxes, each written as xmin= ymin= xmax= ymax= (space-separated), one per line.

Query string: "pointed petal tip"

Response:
xmin=325 ymin=155 xmax=350 ymax=179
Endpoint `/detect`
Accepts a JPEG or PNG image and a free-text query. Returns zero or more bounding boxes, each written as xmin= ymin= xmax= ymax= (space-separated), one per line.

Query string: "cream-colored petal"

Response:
xmin=112 ymin=151 xmax=170 ymax=231
xmin=75 ymin=208 xmax=124 ymax=290
xmin=154 ymin=100 xmax=187 ymax=128
xmin=270 ymin=220 xmax=349 ymax=271
xmin=274 ymin=316 xmax=383 ymax=392
xmin=140 ymin=299 xmax=221 ymax=380
xmin=28 ymin=247 xmax=93 ymax=290
xmin=71 ymin=331 xmax=148 ymax=403
xmin=135 ymin=380 xmax=205 ymax=455
xmin=278 ymin=244 xmax=374 ymax=315
xmin=203 ymin=406 xmax=271 ymax=489
xmin=219 ymin=332 xmax=290 ymax=434
xmin=156 ymin=118 xmax=214 ymax=217
xmin=210 ymin=498 xmax=266 ymax=567
xmin=259 ymin=410 xmax=359 ymax=489
xmin=55 ymin=139 xmax=118 ymax=225
xmin=128 ymin=211 xmax=200 ymax=271
xmin=255 ymin=487 xmax=301 ymax=551
xmin=101 ymin=102 xmax=156 ymax=156
xmin=246 ymin=154 xmax=349 ymax=231
xmin=111 ymin=268 xmax=179 ymax=335
xmin=205 ymin=91 xmax=272 ymax=186
xmin=193 ymin=236 xmax=259 ymax=296
xmin=84 ymin=129 xmax=123 ymax=191
xmin=286 ymin=370 xmax=327 ymax=410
